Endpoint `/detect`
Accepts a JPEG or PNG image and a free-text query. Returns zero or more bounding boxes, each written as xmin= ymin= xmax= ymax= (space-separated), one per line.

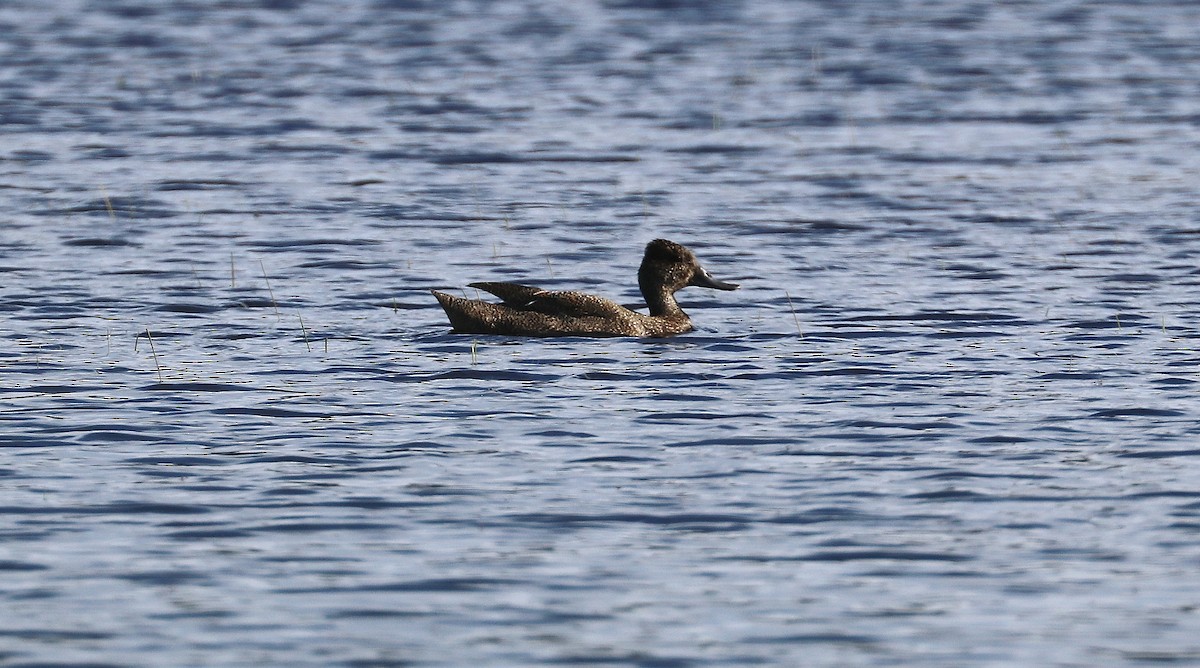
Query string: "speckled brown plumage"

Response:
xmin=431 ymin=239 xmax=738 ymax=337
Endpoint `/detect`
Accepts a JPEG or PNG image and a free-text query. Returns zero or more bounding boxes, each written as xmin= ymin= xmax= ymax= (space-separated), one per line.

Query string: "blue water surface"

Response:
xmin=3 ymin=1 xmax=1200 ymax=666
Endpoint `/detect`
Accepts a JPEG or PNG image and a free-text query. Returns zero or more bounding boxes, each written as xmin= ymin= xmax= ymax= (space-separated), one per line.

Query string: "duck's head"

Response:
xmin=638 ymin=239 xmax=739 ymax=296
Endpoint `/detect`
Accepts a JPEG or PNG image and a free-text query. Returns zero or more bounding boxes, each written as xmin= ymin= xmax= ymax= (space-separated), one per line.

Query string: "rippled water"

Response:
xmin=4 ymin=1 xmax=1200 ymax=666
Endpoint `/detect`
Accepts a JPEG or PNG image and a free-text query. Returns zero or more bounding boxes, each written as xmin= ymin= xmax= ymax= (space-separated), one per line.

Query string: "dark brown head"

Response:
xmin=638 ymin=239 xmax=738 ymax=313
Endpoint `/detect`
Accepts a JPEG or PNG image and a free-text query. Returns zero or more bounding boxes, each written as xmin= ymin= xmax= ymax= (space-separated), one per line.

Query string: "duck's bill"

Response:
xmin=691 ymin=267 xmax=739 ymax=290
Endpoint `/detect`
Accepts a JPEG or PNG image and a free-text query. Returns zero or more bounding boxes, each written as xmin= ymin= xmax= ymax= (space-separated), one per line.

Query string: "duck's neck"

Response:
xmin=642 ymin=286 xmax=683 ymax=317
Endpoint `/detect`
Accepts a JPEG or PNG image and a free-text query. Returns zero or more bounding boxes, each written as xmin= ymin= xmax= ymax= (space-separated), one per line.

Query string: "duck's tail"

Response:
xmin=431 ymin=290 xmax=495 ymax=333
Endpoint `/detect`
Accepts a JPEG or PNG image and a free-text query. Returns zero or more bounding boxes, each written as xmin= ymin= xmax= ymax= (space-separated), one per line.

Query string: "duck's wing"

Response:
xmin=523 ymin=290 xmax=633 ymax=319
xmin=468 ymin=282 xmax=545 ymax=306
xmin=469 ymin=282 xmax=633 ymax=319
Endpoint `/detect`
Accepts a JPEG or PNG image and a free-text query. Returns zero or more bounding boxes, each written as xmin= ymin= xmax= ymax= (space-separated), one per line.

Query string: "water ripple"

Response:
xmin=3 ymin=0 xmax=1200 ymax=666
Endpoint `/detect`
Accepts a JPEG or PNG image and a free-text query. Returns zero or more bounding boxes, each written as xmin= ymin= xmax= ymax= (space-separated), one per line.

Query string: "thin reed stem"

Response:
xmin=140 ymin=328 xmax=164 ymax=383
xmin=785 ymin=290 xmax=804 ymax=339
xmin=100 ymin=187 xmax=116 ymax=221
xmin=260 ymin=259 xmax=280 ymax=319
xmin=298 ymin=314 xmax=312 ymax=352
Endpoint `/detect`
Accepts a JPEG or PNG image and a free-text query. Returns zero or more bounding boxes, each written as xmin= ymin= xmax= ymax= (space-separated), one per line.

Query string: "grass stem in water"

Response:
xmin=785 ymin=290 xmax=804 ymax=339
xmin=135 ymin=328 xmax=164 ymax=383
xmin=298 ymin=314 xmax=312 ymax=352
xmin=260 ymin=259 xmax=280 ymax=319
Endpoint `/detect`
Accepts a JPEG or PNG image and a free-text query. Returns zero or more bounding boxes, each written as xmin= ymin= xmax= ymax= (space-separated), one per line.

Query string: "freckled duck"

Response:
xmin=431 ymin=239 xmax=738 ymax=337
